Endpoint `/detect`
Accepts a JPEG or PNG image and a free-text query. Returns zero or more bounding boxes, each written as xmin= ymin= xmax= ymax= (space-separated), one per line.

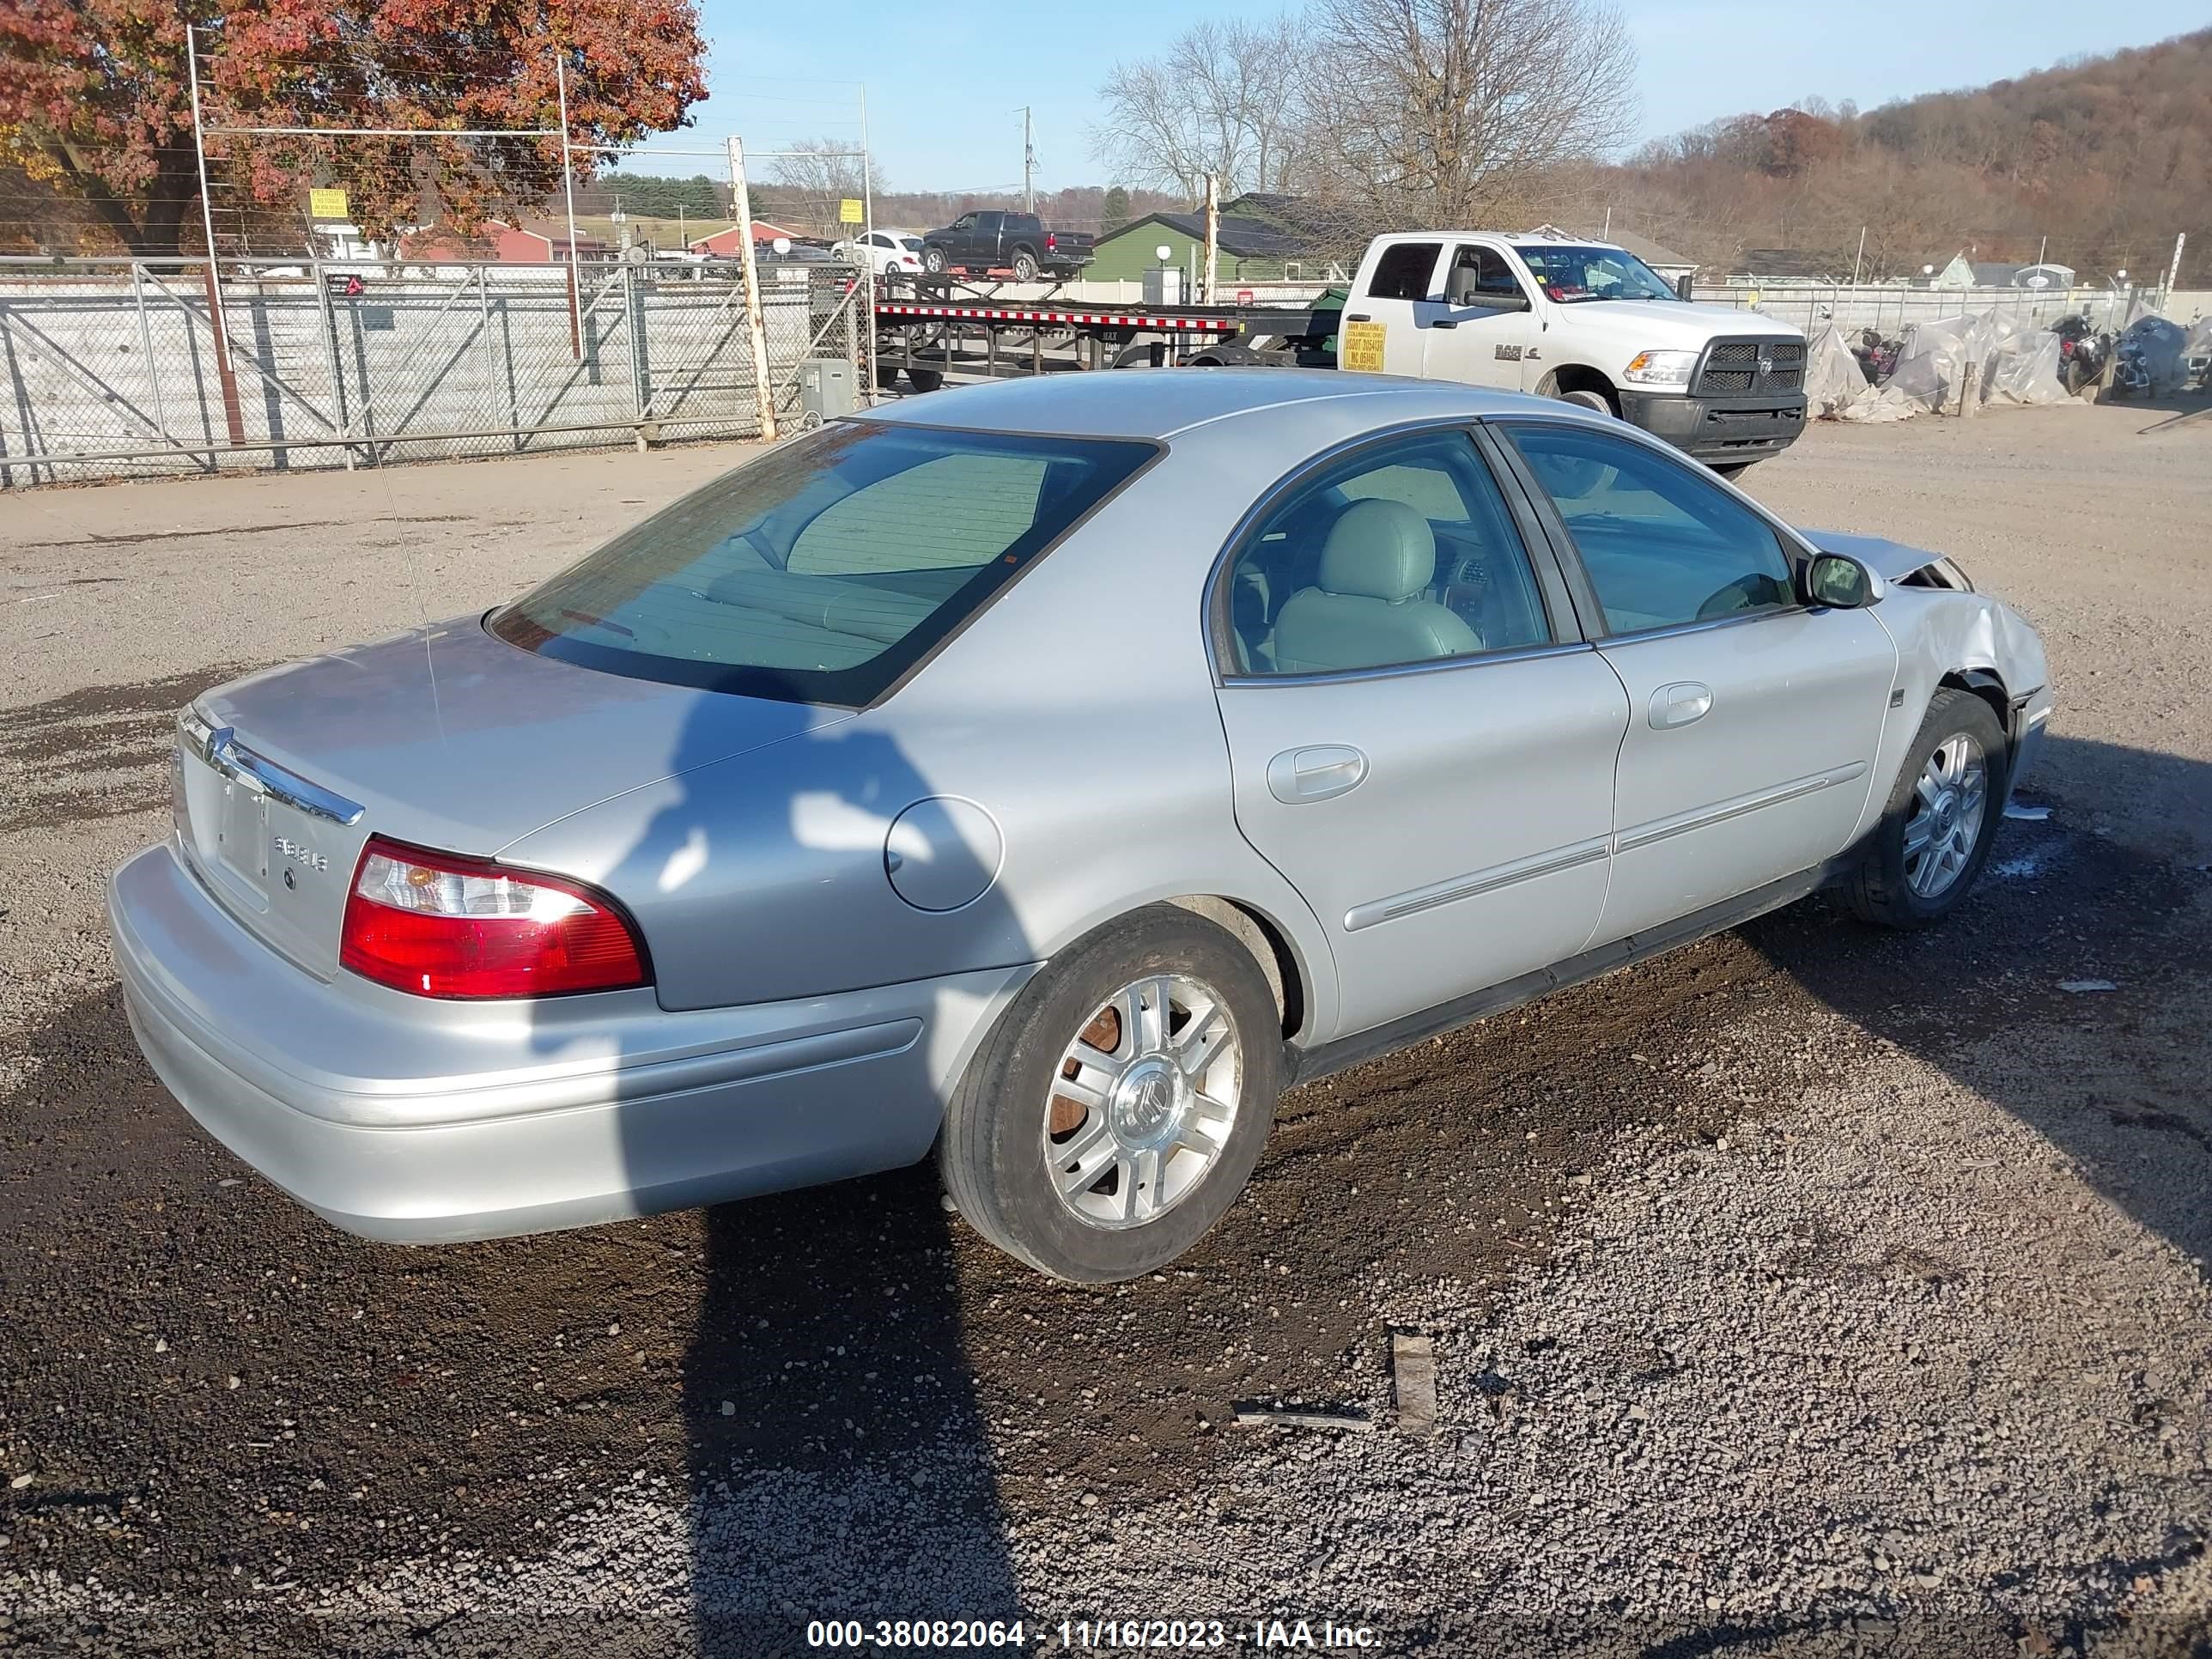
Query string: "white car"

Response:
xmin=836 ymin=229 xmax=925 ymax=278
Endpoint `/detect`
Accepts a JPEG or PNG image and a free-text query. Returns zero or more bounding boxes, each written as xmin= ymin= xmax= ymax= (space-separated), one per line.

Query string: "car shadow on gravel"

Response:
xmin=550 ymin=699 xmax=1027 ymax=1656
xmin=1741 ymin=732 xmax=2212 ymax=1269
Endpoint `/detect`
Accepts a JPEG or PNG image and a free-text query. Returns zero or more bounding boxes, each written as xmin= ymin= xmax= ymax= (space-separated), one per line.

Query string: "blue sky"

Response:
xmin=623 ymin=0 xmax=2209 ymax=190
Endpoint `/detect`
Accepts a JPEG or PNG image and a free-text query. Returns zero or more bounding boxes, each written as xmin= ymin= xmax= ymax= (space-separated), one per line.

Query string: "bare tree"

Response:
xmin=1291 ymin=0 xmax=1637 ymax=236
xmin=1091 ymin=16 xmax=1304 ymax=204
xmin=766 ymin=137 xmax=883 ymax=233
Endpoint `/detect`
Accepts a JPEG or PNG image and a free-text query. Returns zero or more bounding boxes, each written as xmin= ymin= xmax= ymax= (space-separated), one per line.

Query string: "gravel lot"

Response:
xmin=3 ymin=402 xmax=2209 ymax=1657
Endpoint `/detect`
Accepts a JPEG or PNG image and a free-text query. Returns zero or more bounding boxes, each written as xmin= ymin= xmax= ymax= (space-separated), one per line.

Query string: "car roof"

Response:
xmin=857 ymin=368 xmax=1574 ymax=442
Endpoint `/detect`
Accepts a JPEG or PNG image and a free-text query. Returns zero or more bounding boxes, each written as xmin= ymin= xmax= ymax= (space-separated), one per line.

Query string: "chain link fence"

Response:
xmin=0 ymin=254 xmax=868 ymax=488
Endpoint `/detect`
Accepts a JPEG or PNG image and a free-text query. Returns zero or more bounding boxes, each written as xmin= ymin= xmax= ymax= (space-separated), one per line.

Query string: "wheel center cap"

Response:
xmin=1110 ymin=1057 xmax=1186 ymax=1148
xmin=1934 ymin=790 xmax=1960 ymax=836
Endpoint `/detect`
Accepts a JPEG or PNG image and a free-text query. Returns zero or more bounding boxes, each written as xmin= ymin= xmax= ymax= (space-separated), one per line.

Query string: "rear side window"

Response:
xmin=1223 ymin=431 xmax=1553 ymax=677
xmin=1504 ymin=425 xmax=1794 ymax=635
xmin=1366 ymin=242 xmax=1441 ymax=301
xmin=492 ymin=424 xmax=1152 ymax=705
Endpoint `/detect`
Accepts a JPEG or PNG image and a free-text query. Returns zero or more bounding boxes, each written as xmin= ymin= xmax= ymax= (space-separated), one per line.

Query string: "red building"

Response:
xmin=398 ymin=220 xmax=611 ymax=264
xmin=686 ymin=220 xmax=807 ymax=257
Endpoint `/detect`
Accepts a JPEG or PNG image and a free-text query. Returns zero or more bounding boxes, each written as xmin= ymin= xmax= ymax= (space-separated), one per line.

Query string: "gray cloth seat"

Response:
xmin=1269 ymin=498 xmax=1482 ymax=673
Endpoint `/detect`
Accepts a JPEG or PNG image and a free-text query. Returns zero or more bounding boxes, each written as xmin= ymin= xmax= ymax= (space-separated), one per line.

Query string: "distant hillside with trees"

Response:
xmin=1607 ymin=27 xmax=2211 ymax=283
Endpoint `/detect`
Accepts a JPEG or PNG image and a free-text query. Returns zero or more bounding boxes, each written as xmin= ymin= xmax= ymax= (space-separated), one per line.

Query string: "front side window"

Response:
xmin=1510 ymin=245 xmax=1678 ymax=303
xmin=493 ymin=424 xmax=1152 ymax=704
xmin=1224 ymin=432 xmax=1553 ymax=677
xmin=1505 ymin=425 xmax=1794 ymax=635
xmin=1448 ymin=245 xmax=1523 ymax=300
xmin=952 ymin=215 xmax=975 ymax=231
xmin=1365 ymin=242 xmax=1441 ymax=301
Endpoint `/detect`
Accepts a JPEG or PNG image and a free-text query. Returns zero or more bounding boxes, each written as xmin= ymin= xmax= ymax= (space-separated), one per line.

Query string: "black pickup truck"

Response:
xmin=920 ymin=210 xmax=1095 ymax=282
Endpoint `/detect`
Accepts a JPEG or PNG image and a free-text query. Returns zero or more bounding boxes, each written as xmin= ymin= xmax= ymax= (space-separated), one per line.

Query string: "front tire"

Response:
xmin=922 ymin=246 xmax=949 ymax=276
xmin=1846 ymin=687 xmax=2008 ymax=928
xmin=939 ymin=905 xmax=1284 ymax=1281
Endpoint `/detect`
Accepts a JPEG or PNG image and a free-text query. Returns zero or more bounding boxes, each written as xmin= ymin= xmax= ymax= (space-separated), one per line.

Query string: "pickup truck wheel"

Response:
xmin=1553 ymin=387 xmax=1617 ymax=416
xmin=1846 ymin=688 xmax=2008 ymax=929
xmin=1011 ymin=250 xmax=1040 ymax=283
xmin=939 ymin=905 xmax=1283 ymax=1282
xmin=904 ymin=367 xmax=944 ymax=393
xmin=922 ymin=246 xmax=948 ymax=276
xmin=1712 ymin=461 xmax=1754 ymax=478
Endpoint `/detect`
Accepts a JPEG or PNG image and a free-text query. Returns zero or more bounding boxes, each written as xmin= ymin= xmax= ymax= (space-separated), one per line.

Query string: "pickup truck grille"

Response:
xmin=1693 ymin=338 xmax=1805 ymax=397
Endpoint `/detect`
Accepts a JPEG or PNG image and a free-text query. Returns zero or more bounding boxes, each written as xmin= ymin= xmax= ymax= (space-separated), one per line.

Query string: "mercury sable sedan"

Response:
xmin=109 ymin=371 xmax=2051 ymax=1280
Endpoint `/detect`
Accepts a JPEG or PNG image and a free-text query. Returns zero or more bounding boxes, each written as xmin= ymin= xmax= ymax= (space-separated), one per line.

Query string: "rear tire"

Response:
xmin=1011 ymin=250 xmax=1040 ymax=283
xmin=1712 ymin=461 xmax=1754 ymax=478
xmin=939 ymin=905 xmax=1284 ymax=1282
xmin=904 ymin=367 xmax=944 ymax=393
xmin=1846 ymin=688 xmax=2008 ymax=929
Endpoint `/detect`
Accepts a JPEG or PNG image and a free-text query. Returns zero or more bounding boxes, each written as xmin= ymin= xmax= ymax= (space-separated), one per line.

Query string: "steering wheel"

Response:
xmin=1534 ymin=456 xmax=1617 ymax=501
xmin=1695 ymin=573 xmax=1784 ymax=619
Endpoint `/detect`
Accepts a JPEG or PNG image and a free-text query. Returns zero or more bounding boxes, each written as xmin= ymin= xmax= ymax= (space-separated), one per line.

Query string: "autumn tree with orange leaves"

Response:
xmin=0 ymin=1 xmax=708 ymax=256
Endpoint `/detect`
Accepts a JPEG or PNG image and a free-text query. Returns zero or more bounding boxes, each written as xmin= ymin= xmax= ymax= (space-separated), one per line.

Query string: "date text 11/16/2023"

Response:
xmin=805 ymin=1617 xmax=1385 ymax=1650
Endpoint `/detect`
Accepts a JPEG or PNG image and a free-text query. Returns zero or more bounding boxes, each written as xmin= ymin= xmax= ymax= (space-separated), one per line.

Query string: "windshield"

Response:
xmin=1511 ymin=245 xmax=1679 ymax=303
xmin=491 ymin=423 xmax=1154 ymax=705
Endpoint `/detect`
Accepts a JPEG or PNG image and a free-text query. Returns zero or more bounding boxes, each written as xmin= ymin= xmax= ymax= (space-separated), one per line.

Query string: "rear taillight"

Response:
xmin=339 ymin=837 xmax=648 ymax=1000
xmin=1046 ymin=233 xmax=1056 ymax=249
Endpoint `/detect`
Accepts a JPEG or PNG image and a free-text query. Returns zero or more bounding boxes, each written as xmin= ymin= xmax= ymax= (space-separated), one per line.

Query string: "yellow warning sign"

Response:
xmin=308 ymin=187 xmax=349 ymax=222
xmin=1340 ymin=319 xmax=1385 ymax=374
xmin=838 ymin=198 xmax=863 ymax=224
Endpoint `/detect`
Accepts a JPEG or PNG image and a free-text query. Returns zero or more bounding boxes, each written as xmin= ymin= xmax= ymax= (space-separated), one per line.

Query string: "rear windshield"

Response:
xmin=491 ymin=422 xmax=1153 ymax=705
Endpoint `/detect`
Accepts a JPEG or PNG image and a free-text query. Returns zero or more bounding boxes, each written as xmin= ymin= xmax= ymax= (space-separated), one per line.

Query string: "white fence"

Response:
xmin=1687 ymin=281 xmax=2183 ymax=337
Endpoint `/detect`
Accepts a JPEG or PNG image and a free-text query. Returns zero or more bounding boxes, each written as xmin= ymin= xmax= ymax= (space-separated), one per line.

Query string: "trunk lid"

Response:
xmin=174 ymin=615 xmax=848 ymax=977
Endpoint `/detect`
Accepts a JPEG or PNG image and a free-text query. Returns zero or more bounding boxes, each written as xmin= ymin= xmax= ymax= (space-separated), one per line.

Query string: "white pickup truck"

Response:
xmin=1334 ymin=231 xmax=1808 ymax=472
xmin=1188 ymin=231 xmax=1809 ymax=472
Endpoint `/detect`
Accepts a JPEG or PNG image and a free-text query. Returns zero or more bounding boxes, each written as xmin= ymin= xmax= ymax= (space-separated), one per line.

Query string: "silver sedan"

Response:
xmin=109 ymin=371 xmax=2051 ymax=1280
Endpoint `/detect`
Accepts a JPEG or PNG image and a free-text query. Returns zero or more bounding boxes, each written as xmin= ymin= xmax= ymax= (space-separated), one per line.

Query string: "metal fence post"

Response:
xmin=131 ymin=262 xmax=171 ymax=453
xmin=308 ymin=252 xmax=356 ymax=470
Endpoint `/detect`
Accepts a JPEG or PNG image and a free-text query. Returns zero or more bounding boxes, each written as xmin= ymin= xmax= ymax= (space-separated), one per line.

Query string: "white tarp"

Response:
xmin=1804 ymin=323 xmax=1870 ymax=417
xmin=1886 ymin=311 xmax=2071 ymax=412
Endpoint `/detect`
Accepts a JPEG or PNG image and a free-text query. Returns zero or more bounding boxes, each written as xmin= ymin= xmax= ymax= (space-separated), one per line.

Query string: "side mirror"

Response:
xmin=1487 ymin=291 xmax=1531 ymax=313
xmin=1803 ymin=552 xmax=1879 ymax=609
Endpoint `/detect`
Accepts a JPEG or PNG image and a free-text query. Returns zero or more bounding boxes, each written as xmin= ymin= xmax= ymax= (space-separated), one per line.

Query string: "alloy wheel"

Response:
xmin=1042 ymin=974 xmax=1241 ymax=1231
xmin=1904 ymin=733 xmax=1989 ymax=898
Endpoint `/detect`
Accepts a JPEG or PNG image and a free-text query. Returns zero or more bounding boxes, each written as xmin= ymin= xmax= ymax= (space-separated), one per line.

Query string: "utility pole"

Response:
xmin=727 ymin=136 xmax=778 ymax=441
xmin=185 ymin=25 xmax=246 ymax=446
xmin=1018 ymin=106 xmax=1036 ymax=214
xmin=1851 ymin=225 xmax=1866 ymax=287
xmin=555 ymin=49 xmax=585 ymax=361
xmin=2164 ymin=232 xmax=2186 ymax=306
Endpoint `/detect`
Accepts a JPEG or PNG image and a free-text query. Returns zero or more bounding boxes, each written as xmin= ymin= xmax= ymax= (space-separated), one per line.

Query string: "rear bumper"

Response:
xmin=108 ymin=842 xmax=1036 ymax=1243
xmin=1621 ymin=388 xmax=1808 ymax=464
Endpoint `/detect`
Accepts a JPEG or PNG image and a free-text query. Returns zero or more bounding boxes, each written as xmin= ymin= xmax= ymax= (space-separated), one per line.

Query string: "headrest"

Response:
xmin=1317 ymin=498 xmax=1437 ymax=602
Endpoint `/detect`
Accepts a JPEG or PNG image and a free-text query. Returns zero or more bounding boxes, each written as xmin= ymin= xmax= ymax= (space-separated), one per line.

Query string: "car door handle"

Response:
xmin=1650 ymin=682 xmax=1714 ymax=730
xmin=1431 ymin=319 xmax=1458 ymax=329
xmin=1346 ymin=313 xmax=1372 ymax=323
xmin=1267 ymin=744 xmax=1369 ymax=804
